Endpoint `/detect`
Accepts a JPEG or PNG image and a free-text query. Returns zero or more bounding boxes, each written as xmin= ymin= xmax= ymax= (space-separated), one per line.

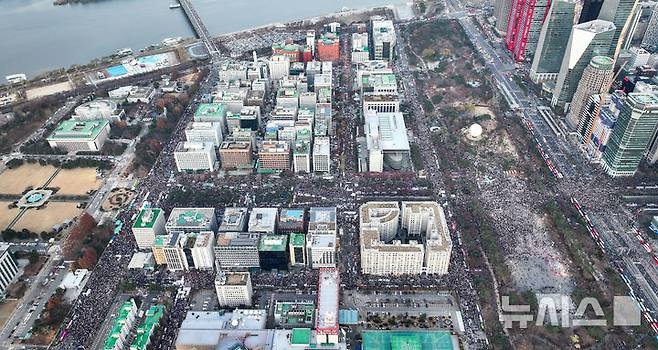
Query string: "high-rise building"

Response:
xmin=579 ymin=0 xmax=606 ymax=22
xmin=173 ymin=142 xmax=217 ymax=172
xmin=308 ymin=207 xmax=337 ymax=236
xmin=184 ymin=122 xmax=223 ymax=147
xmin=597 ymin=0 xmax=639 ymax=58
xmin=307 ymin=234 xmax=337 ymax=268
xmin=258 ymin=234 xmax=289 ymax=271
xmin=371 ymin=18 xmax=396 ymax=61
xmin=132 ymin=208 xmax=166 ymax=249
xmin=0 ymin=245 xmax=18 ymax=297
xmin=584 ymin=92 xmax=625 ymax=160
xmin=351 ymin=32 xmax=370 ymax=62
xmin=494 ymin=0 xmax=514 ymax=34
xmin=219 ymin=141 xmax=252 ymax=170
xmin=258 ymin=141 xmax=291 ymax=172
xmin=505 ymin=0 xmax=551 ymax=61
xmin=626 ymin=2 xmax=657 ymax=48
xmin=312 ymin=136 xmax=331 ymax=173
xmin=567 ymin=56 xmax=615 ymax=129
xmin=602 ymin=92 xmax=658 ymax=176
xmin=214 ymin=232 xmax=261 ymax=269
xmin=289 ymin=233 xmax=306 ymax=266
xmin=215 ymin=271 xmax=253 ymax=307
xmin=642 ymin=3 xmax=658 ymax=47
xmin=530 ymin=0 xmax=577 ymax=83
xmin=551 ymin=20 xmax=616 ymax=110
xmin=268 ymin=55 xmax=291 ymax=80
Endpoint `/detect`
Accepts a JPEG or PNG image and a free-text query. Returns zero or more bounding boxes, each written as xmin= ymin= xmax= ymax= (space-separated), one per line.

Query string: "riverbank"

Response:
xmin=0 ymin=2 xmax=409 ymax=101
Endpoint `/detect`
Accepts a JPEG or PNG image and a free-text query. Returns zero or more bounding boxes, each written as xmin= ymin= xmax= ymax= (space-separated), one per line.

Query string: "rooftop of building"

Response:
xmin=186 ymin=121 xmax=221 ymax=131
xmin=316 ymin=268 xmax=339 ymax=332
xmin=133 ymin=208 xmax=163 ymax=229
xmin=628 ymin=92 xmax=658 ymax=107
xmin=248 ymin=207 xmax=278 ymax=232
xmin=166 ymin=207 xmax=215 ymax=228
xmin=194 ymin=103 xmax=226 ymax=119
xmin=174 ymin=141 xmax=214 ymax=152
xmin=220 ymin=141 xmax=251 ymax=150
xmin=259 ymin=234 xmax=288 ymax=251
xmin=308 ymin=233 xmax=336 ymax=248
xmin=309 ymin=207 xmax=336 ymax=224
xmin=279 ymin=208 xmax=305 ymax=221
xmin=362 ymin=330 xmax=459 ymax=350
xmin=259 ymin=140 xmax=290 ymax=153
xmin=179 ymin=309 xmax=267 ymax=331
xmin=216 ymin=231 xmax=260 ymax=246
xmin=360 ymin=201 xmax=400 ymax=225
xmin=221 ymin=207 xmax=248 ymax=229
xmin=313 ymin=137 xmax=330 ymax=155
xmin=48 ymin=119 xmax=109 ymax=140
xmin=289 ymin=232 xmax=305 ymax=247
xmin=365 ymin=111 xmax=410 ymax=152
xmin=216 ymin=271 xmax=251 ymax=286
xmin=362 ymin=93 xmax=400 ymax=102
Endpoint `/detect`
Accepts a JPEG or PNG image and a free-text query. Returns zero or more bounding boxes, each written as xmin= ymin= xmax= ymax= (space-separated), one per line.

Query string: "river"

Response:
xmin=0 ymin=0 xmax=397 ymax=81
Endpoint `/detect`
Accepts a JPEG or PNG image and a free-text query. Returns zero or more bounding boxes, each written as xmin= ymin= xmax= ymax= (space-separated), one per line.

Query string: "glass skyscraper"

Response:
xmin=602 ymin=93 xmax=658 ymax=176
xmin=530 ymin=0 xmax=577 ymax=83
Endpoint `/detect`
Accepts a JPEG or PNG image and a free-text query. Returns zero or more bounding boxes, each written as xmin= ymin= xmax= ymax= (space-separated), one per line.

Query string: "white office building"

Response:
xmin=215 ymin=271 xmax=253 ymax=307
xmin=359 ymin=202 xmax=400 ymax=243
xmin=364 ymin=111 xmax=411 ymax=172
xmin=185 ymin=122 xmax=223 ymax=147
xmin=0 ymin=245 xmax=18 ymax=297
xmin=191 ymin=231 xmax=215 ymax=270
xmin=307 ymin=233 xmax=337 ymax=268
xmin=371 ymin=18 xmax=396 ymax=61
xmin=174 ymin=142 xmax=217 ymax=172
xmin=131 ymin=208 xmax=166 ymax=249
xmin=269 ymin=55 xmax=291 ymax=80
xmin=360 ymin=201 xmax=452 ymax=275
xmin=312 ymin=137 xmax=331 ymax=173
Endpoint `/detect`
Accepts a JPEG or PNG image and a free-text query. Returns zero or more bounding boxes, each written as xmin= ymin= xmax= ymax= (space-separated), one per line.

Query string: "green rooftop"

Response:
xmin=290 ymin=233 xmax=305 ymax=247
xmin=291 ymin=328 xmax=312 ymax=345
xmin=362 ymin=331 xmax=457 ymax=350
xmin=133 ymin=208 xmax=162 ymax=229
xmin=153 ymin=235 xmax=169 ymax=247
xmin=103 ymin=300 xmax=137 ymax=350
xmin=194 ymin=103 xmax=226 ymax=122
xmin=47 ymin=119 xmax=109 ymax=140
xmin=259 ymin=234 xmax=288 ymax=251
xmin=130 ymin=305 xmax=165 ymax=350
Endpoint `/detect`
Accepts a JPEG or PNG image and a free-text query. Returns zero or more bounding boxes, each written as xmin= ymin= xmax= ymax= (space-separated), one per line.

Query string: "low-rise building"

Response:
xmin=308 ymin=207 xmax=337 ymax=236
xmin=47 ymin=119 xmax=111 ymax=153
xmin=103 ymin=299 xmax=138 ymax=350
xmin=73 ymin=99 xmax=124 ymax=122
xmin=130 ymin=305 xmax=164 ymax=350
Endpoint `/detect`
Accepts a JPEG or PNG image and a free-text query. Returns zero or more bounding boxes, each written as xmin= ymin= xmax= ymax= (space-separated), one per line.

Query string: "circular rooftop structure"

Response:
xmin=590 ymin=56 xmax=614 ymax=70
xmin=465 ymin=123 xmax=484 ymax=141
